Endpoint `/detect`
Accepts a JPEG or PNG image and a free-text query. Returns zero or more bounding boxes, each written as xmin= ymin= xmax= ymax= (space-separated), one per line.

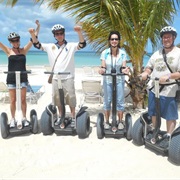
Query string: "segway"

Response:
xmin=0 ymin=71 xmax=38 ymax=139
xmin=132 ymin=77 xmax=180 ymax=165
xmin=40 ymin=72 xmax=91 ymax=139
xmin=96 ymin=68 xmax=132 ymax=140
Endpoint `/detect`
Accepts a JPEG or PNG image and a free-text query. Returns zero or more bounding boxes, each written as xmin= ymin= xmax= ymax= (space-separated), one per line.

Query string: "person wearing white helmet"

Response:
xmin=0 ymin=20 xmax=40 ymax=129
xmin=29 ymin=23 xmax=86 ymax=128
xmin=140 ymin=26 xmax=180 ymax=148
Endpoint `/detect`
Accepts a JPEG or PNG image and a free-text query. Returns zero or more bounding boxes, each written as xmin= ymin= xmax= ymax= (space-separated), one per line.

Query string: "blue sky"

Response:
xmin=0 ymin=0 xmax=180 ymax=52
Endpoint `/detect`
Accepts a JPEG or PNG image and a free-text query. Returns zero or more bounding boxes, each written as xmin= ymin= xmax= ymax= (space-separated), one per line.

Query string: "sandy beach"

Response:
xmin=0 ymin=66 xmax=180 ymax=180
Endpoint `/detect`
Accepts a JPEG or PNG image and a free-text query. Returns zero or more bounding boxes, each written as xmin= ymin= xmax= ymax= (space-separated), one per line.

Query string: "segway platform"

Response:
xmin=97 ymin=112 xmax=132 ymax=140
xmin=40 ymin=104 xmax=91 ymax=139
xmin=53 ymin=117 xmax=77 ymax=136
xmin=104 ymin=128 xmax=126 ymax=138
xmin=132 ymin=111 xmax=180 ymax=165
xmin=0 ymin=109 xmax=38 ymax=139
xmin=9 ymin=122 xmax=32 ymax=136
xmin=145 ymin=131 xmax=168 ymax=155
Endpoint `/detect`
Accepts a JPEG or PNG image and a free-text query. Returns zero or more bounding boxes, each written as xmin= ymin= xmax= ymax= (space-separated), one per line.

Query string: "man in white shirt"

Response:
xmin=141 ymin=26 xmax=180 ymax=148
xmin=29 ymin=23 xmax=86 ymax=128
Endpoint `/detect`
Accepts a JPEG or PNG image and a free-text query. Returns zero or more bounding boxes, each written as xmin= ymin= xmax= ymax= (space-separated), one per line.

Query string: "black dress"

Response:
xmin=6 ymin=54 xmax=28 ymax=84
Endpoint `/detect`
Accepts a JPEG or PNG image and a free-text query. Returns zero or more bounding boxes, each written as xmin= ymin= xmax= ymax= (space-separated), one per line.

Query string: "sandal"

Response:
xmin=60 ymin=123 xmax=65 ymax=129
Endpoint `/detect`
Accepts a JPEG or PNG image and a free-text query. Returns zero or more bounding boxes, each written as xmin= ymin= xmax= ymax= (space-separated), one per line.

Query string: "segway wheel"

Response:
xmin=76 ymin=111 xmax=90 ymax=139
xmin=40 ymin=110 xmax=54 ymax=135
xmin=168 ymin=134 xmax=180 ymax=165
xmin=132 ymin=118 xmax=144 ymax=146
xmin=96 ymin=113 xmax=105 ymax=139
xmin=30 ymin=109 xmax=38 ymax=134
xmin=125 ymin=113 xmax=132 ymax=141
xmin=0 ymin=112 xmax=9 ymax=139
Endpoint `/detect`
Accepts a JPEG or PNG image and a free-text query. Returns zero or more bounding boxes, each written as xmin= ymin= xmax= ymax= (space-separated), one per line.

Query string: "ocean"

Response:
xmin=0 ymin=50 xmax=150 ymax=68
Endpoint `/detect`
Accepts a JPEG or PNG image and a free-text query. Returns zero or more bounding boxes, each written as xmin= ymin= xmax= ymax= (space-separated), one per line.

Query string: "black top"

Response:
xmin=6 ymin=54 xmax=28 ymax=84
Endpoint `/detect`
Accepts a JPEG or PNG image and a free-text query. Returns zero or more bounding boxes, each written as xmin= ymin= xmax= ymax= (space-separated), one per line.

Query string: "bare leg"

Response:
xmin=104 ymin=110 xmax=110 ymax=123
xmin=9 ymin=89 xmax=16 ymax=119
xmin=151 ymin=116 xmax=156 ymax=129
xmin=117 ymin=111 xmax=123 ymax=121
xmin=21 ymin=87 xmax=27 ymax=118
xmin=69 ymin=106 xmax=75 ymax=118
xmin=166 ymin=120 xmax=176 ymax=135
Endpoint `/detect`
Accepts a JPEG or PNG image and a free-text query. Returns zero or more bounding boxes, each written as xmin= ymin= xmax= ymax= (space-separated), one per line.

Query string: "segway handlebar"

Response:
xmin=4 ymin=71 xmax=31 ymax=74
xmin=102 ymin=72 xmax=127 ymax=76
xmin=44 ymin=71 xmax=70 ymax=75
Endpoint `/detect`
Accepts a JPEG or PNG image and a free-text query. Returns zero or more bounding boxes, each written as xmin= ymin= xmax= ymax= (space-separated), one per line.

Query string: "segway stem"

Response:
xmin=103 ymin=69 xmax=126 ymax=131
xmin=111 ymin=70 xmax=117 ymax=128
xmin=15 ymin=72 xmax=22 ymax=121
xmin=151 ymin=78 xmax=161 ymax=142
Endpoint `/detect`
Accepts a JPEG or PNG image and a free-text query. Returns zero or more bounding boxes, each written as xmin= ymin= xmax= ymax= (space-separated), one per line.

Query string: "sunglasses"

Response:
xmin=110 ymin=38 xmax=119 ymax=41
xmin=55 ymin=32 xmax=64 ymax=36
xmin=10 ymin=38 xmax=20 ymax=42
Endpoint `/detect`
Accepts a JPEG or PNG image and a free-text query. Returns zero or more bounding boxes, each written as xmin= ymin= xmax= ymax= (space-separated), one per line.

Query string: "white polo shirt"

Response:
xmin=41 ymin=42 xmax=78 ymax=80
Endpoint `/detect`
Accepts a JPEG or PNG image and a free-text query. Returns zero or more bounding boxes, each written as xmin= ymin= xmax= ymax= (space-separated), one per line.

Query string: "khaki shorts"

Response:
xmin=53 ymin=78 xmax=76 ymax=107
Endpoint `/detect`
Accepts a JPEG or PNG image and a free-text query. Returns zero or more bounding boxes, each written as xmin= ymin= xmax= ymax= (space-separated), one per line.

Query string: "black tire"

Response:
xmin=0 ymin=112 xmax=9 ymax=139
xmin=76 ymin=111 xmax=90 ymax=139
xmin=96 ymin=113 xmax=104 ymax=139
xmin=125 ymin=113 xmax=132 ymax=141
xmin=30 ymin=109 xmax=38 ymax=134
xmin=168 ymin=134 xmax=180 ymax=165
xmin=40 ymin=110 xmax=54 ymax=135
xmin=132 ymin=118 xmax=145 ymax=146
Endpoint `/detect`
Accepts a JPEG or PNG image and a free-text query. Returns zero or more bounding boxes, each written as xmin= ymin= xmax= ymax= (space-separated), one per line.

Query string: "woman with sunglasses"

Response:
xmin=98 ymin=31 xmax=129 ymax=130
xmin=0 ymin=20 xmax=40 ymax=129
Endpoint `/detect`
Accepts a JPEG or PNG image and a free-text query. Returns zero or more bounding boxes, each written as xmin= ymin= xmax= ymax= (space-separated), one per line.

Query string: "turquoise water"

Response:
xmin=0 ymin=50 xmax=150 ymax=68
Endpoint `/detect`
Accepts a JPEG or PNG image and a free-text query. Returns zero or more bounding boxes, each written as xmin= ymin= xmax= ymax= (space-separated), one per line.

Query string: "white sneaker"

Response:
xmin=24 ymin=119 xmax=29 ymax=127
xmin=10 ymin=119 xmax=15 ymax=128
xmin=71 ymin=118 xmax=76 ymax=127
xmin=104 ymin=122 xmax=110 ymax=129
xmin=55 ymin=117 xmax=61 ymax=126
xmin=118 ymin=121 xmax=124 ymax=130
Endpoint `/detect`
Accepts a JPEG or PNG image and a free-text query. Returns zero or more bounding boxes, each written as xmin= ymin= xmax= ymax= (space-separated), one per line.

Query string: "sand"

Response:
xmin=0 ymin=66 xmax=180 ymax=180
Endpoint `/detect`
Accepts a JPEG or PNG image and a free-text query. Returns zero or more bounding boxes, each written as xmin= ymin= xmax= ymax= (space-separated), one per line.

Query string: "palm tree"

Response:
xmin=4 ymin=0 xmax=180 ymax=108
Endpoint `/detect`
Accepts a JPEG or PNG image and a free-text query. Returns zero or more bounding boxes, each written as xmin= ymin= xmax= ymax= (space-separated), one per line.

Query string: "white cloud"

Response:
xmin=0 ymin=1 xmax=84 ymax=49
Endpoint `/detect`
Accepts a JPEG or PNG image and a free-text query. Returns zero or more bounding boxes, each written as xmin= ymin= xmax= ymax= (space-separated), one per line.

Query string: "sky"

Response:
xmin=0 ymin=0 xmax=180 ymax=52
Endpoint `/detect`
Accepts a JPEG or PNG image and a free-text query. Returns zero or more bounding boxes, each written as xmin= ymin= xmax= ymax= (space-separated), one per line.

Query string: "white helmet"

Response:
xmin=8 ymin=32 xmax=20 ymax=41
xmin=51 ymin=24 xmax=65 ymax=34
xmin=160 ymin=26 xmax=177 ymax=38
